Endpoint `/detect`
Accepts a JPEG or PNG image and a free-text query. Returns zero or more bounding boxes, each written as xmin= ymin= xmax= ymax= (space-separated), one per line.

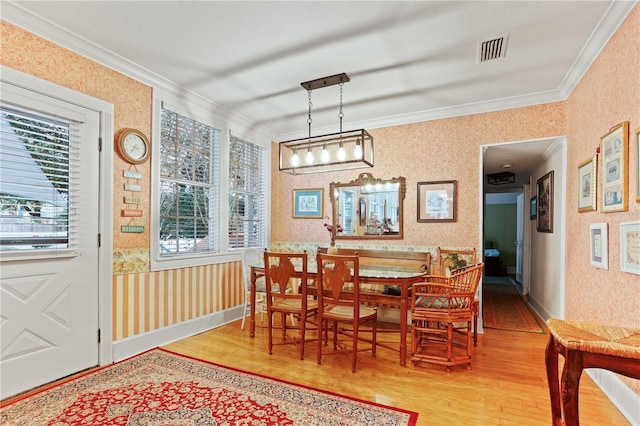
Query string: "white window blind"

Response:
xmin=159 ymin=108 xmax=220 ymax=256
xmin=0 ymin=105 xmax=73 ymax=251
xmin=228 ymin=135 xmax=266 ymax=249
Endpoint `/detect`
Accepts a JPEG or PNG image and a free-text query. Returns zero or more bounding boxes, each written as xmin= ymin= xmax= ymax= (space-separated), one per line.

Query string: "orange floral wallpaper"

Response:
xmin=1 ymin=20 xmax=153 ymax=252
xmin=272 ymin=103 xmax=566 ymax=251
xmin=564 ymin=5 xmax=640 ymax=329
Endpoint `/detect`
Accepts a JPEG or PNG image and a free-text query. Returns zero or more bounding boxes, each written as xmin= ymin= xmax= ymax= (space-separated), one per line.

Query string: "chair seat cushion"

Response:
xmin=415 ymin=296 xmax=465 ymax=309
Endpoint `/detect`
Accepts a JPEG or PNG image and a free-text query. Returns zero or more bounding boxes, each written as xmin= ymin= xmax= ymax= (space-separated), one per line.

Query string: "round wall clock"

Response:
xmin=116 ymin=128 xmax=150 ymax=164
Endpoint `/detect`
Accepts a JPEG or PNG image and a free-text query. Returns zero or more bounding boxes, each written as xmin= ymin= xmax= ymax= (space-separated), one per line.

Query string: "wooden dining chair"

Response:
xmin=263 ymin=251 xmax=318 ymax=360
xmin=410 ymin=262 xmax=483 ymax=371
xmin=436 ymin=247 xmax=479 ymax=345
xmin=316 ymin=252 xmax=377 ymax=373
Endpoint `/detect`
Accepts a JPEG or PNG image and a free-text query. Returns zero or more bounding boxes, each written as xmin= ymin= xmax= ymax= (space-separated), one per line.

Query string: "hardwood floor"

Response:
xmin=164 ymin=318 xmax=631 ymax=426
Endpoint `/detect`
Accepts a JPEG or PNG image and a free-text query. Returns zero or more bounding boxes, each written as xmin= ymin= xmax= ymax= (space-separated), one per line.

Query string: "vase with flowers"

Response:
xmin=323 ymin=217 xmax=343 ymax=254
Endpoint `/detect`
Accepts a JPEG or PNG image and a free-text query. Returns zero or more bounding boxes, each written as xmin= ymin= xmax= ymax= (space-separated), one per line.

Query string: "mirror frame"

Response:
xmin=330 ymin=172 xmax=406 ymax=240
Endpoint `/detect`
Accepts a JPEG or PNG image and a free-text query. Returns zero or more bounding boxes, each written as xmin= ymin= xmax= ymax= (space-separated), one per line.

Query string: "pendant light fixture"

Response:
xmin=279 ymin=73 xmax=374 ymax=175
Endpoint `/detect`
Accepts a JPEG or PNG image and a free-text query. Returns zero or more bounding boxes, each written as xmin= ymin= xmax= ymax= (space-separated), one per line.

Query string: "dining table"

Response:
xmin=249 ymin=260 xmax=427 ymax=366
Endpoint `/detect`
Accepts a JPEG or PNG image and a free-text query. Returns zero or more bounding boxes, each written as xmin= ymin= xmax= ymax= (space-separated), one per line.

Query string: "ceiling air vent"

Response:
xmin=479 ymin=34 xmax=508 ymax=63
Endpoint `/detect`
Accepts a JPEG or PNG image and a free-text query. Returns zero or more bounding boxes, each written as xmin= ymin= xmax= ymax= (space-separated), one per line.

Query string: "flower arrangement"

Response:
xmin=323 ymin=217 xmax=343 ymax=245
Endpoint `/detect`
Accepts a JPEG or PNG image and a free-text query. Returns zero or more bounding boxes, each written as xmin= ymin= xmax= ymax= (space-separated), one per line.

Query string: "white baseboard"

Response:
xmin=112 ymin=306 xmax=244 ymax=362
xmin=586 ymin=369 xmax=640 ymax=425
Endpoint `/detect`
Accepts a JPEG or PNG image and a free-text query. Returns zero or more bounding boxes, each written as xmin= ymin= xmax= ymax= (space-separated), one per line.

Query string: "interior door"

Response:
xmin=0 ymin=82 xmax=100 ymax=399
xmin=515 ymin=193 xmax=524 ymax=283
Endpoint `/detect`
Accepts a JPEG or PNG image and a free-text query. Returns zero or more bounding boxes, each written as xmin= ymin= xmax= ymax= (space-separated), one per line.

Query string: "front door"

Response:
xmin=0 ymin=80 xmax=100 ymax=399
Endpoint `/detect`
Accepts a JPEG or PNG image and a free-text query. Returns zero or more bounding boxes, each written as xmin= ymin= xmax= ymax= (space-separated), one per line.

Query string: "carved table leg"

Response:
xmin=561 ymin=350 xmax=584 ymax=426
xmin=545 ymin=333 xmax=563 ymax=426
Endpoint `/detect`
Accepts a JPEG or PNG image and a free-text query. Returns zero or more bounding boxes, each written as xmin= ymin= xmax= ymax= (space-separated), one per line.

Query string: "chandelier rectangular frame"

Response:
xmin=279 ymin=129 xmax=374 ymax=174
xmin=278 ymin=73 xmax=374 ymax=175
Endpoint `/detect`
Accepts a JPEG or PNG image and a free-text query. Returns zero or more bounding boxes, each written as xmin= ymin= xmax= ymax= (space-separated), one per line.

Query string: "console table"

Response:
xmin=545 ymin=319 xmax=640 ymax=426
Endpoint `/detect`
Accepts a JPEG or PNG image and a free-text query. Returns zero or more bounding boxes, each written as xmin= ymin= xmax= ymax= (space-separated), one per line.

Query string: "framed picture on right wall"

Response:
xmin=620 ymin=221 xmax=640 ymax=275
xmin=600 ymin=121 xmax=629 ymax=212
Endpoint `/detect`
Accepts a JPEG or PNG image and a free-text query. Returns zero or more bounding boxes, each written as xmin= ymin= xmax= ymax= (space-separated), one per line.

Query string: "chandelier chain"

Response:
xmin=339 ymin=82 xmax=344 ymax=133
xmin=307 ymin=89 xmax=313 ymax=140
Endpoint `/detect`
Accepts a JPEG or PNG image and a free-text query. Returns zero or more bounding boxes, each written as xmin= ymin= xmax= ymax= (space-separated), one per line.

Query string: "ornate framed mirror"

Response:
xmin=330 ymin=173 xmax=406 ymax=240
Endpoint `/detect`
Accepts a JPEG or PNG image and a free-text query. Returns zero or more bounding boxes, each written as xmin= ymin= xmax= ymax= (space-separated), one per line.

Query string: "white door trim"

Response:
xmin=1 ymin=66 xmax=114 ymax=366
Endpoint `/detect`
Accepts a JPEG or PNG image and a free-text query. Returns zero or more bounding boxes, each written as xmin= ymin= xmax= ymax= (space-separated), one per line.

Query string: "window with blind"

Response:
xmin=0 ymin=105 xmax=71 ymax=251
xmin=228 ymin=135 xmax=266 ymax=249
xmin=158 ymin=108 xmax=220 ymax=256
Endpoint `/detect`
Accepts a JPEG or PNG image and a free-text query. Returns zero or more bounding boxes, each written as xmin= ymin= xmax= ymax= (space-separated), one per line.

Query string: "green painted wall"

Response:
xmin=485 ymin=203 xmax=517 ymax=269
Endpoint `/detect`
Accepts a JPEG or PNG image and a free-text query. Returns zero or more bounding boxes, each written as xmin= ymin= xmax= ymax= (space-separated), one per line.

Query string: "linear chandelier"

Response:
xmin=279 ymin=73 xmax=374 ymax=175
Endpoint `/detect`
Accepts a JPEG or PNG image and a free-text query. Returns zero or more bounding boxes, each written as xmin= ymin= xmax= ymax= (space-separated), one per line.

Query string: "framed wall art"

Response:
xmin=635 ymin=127 xmax=640 ymax=203
xmin=578 ymin=155 xmax=597 ymax=212
xmin=589 ymin=223 xmax=608 ymax=270
xmin=600 ymin=121 xmax=629 ymax=212
xmin=620 ymin=221 xmax=640 ymax=275
xmin=417 ymin=180 xmax=457 ymax=222
xmin=536 ymin=171 xmax=554 ymax=233
xmin=529 ymin=196 xmax=537 ymax=220
xmin=292 ymin=188 xmax=323 ymax=218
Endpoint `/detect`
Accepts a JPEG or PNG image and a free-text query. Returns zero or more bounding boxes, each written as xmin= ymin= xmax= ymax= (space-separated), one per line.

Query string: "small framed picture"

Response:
xmin=589 ymin=223 xmax=608 ymax=270
xmin=529 ymin=196 xmax=537 ymax=220
xmin=417 ymin=180 xmax=457 ymax=222
xmin=578 ymin=155 xmax=597 ymax=212
xmin=292 ymin=188 xmax=323 ymax=218
xmin=600 ymin=121 xmax=629 ymax=212
xmin=620 ymin=221 xmax=640 ymax=275
xmin=635 ymin=127 xmax=639 ymax=203
xmin=536 ymin=171 xmax=554 ymax=233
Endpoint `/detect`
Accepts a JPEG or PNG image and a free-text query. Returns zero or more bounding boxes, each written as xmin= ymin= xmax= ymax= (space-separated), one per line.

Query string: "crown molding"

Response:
xmin=558 ymin=0 xmax=638 ymax=99
xmin=4 ymin=0 xmax=636 ymax=142
xmin=279 ymin=89 xmax=565 ymax=140
xmin=2 ymin=1 xmax=279 ymax=142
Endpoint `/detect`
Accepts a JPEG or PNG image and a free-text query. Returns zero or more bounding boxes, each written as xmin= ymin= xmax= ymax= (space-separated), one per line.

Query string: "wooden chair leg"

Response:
xmin=317 ymin=318 xmax=324 ymax=365
xmin=352 ymin=320 xmax=358 ymax=373
xmin=268 ymin=313 xmax=273 ymax=355
xmin=372 ymin=319 xmax=377 ymax=358
xmin=473 ymin=313 xmax=478 ymax=346
xmin=299 ymin=313 xmax=306 ymax=360
xmin=446 ymin=323 xmax=454 ymax=372
xmin=280 ymin=312 xmax=287 ymax=340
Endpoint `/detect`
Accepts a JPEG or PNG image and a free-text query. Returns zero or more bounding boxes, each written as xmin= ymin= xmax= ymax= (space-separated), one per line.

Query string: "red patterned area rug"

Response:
xmin=483 ymin=278 xmax=545 ymax=334
xmin=0 ymin=348 xmax=418 ymax=426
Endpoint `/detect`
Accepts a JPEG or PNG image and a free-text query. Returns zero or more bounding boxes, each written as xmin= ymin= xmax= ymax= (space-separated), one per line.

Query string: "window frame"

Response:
xmin=150 ymin=89 xmax=272 ymax=271
xmin=228 ymin=134 xmax=267 ymax=250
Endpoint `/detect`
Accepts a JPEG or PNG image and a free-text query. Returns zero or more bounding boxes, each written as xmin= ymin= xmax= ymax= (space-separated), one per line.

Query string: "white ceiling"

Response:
xmin=3 ymin=0 xmax=636 ymax=187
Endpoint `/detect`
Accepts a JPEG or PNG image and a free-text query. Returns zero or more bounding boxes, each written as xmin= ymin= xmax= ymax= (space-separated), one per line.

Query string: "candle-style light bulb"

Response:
xmin=291 ymin=148 xmax=299 ymax=167
xmin=305 ymin=146 xmax=314 ymax=165
xmin=337 ymin=141 xmax=346 ymax=161
xmin=354 ymin=139 xmax=363 ymax=160
xmin=321 ymin=143 xmax=330 ymax=163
